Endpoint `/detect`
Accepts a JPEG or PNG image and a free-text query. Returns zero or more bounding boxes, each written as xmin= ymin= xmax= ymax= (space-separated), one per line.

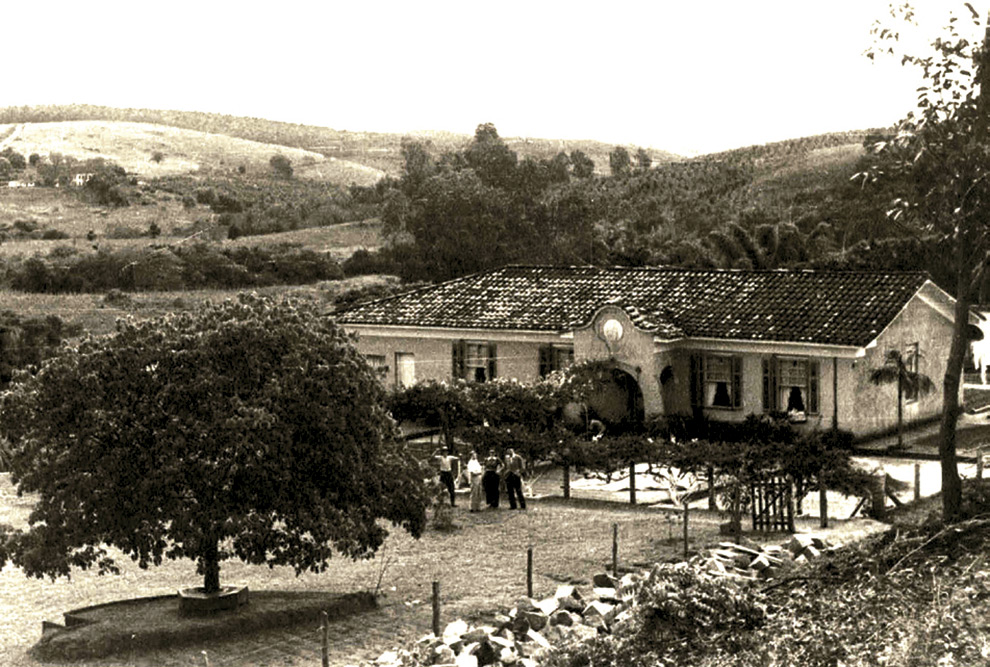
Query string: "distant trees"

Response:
xmin=269 ymin=154 xmax=293 ymax=179
xmin=151 ymin=150 xmax=165 ymax=164
xmin=570 ymin=150 xmax=595 ymax=178
xmin=609 ymin=146 xmax=632 ymax=176
xmin=1 ymin=148 xmax=25 ymax=170
xmin=635 ymin=148 xmax=652 ymax=171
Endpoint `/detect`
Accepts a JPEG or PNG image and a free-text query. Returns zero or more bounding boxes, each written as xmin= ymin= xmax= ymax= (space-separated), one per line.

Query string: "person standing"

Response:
xmin=434 ymin=447 xmax=458 ymax=507
xmin=467 ymin=450 xmax=484 ymax=512
xmin=504 ymin=448 xmax=526 ymax=510
xmin=482 ymin=449 xmax=502 ymax=508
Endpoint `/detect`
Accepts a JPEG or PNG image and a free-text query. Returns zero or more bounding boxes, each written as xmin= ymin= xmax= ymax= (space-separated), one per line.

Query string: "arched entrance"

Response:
xmin=586 ymin=367 xmax=645 ymax=432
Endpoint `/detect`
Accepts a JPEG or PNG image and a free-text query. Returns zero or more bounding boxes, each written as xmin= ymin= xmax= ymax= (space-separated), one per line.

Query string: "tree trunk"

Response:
xmin=940 ymin=248 xmax=970 ymax=523
xmin=202 ymin=535 xmax=221 ymax=594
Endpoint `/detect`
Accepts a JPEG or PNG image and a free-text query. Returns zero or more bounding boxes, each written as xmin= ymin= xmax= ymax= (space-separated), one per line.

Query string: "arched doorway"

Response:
xmin=586 ymin=367 xmax=645 ymax=432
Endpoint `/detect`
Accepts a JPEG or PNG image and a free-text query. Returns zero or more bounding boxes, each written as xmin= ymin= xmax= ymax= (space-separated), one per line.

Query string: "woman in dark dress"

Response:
xmin=482 ymin=449 xmax=502 ymax=508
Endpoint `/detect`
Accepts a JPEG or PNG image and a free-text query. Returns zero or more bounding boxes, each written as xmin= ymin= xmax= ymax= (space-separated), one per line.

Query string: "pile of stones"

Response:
xmin=367 ymin=533 xmax=833 ymax=667
xmin=702 ymin=534 xmax=833 ymax=580
xmin=370 ymin=576 xmax=640 ymax=667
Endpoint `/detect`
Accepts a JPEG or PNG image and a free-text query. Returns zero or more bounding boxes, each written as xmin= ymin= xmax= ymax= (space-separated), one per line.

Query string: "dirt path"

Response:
xmin=0 ymin=123 xmax=23 ymax=150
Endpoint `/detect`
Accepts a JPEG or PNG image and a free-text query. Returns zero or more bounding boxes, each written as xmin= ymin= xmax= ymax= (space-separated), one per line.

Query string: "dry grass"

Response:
xmin=1 ymin=121 xmax=383 ymax=185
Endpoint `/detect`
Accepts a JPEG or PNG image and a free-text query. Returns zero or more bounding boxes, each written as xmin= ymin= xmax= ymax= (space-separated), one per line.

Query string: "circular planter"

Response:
xmin=177 ymin=585 xmax=250 ymax=615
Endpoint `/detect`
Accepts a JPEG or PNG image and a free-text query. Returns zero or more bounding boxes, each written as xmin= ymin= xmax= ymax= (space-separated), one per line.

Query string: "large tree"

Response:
xmin=862 ymin=4 xmax=990 ymax=520
xmin=0 ymin=295 xmax=429 ymax=593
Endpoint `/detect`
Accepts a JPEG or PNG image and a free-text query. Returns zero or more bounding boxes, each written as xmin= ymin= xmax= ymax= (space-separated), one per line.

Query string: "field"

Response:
xmin=0 ymin=121 xmax=384 ymax=185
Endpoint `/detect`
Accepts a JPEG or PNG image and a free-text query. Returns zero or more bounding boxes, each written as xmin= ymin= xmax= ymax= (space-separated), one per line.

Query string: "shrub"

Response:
xmin=181 ymin=195 xmax=196 ymax=209
xmin=13 ymin=219 xmax=38 ymax=234
xmin=194 ymin=187 xmax=217 ymax=205
xmin=41 ymin=229 xmax=69 ymax=240
xmin=150 ymin=151 xmax=164 ymax=164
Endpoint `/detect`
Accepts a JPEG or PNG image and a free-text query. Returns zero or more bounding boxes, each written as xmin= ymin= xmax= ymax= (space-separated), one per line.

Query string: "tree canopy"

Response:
xmin=0 ymin=295 xmax=429 ymax=592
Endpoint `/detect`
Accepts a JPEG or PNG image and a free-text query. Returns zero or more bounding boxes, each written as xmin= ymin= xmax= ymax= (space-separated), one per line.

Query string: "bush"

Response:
xmin=194 ymin=187 xmax=217 ymax=205
xmin=181 ymin=195 xmax=196 ymax=209
xmin=41 ymin=229 xmax=70 ymax=240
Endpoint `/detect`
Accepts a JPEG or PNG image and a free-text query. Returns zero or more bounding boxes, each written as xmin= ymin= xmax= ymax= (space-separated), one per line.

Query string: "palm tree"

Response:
xmin=870 ymin=349 xmax=936 ymax=449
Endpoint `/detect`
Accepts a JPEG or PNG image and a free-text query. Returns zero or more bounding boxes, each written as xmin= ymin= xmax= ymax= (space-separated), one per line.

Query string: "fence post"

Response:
xmin=707 ymin=466 xmax=717 ymax=510
xmin=871 ymin=473 xmax=886 ymax=520
xmin=321 ymin=611 xmax=329 ymax=667
xmin=683 ymin=502 xmax=690 ymax=557
xmin=526 ymin=547 xmax=533 ymax=598
xmin=612 ymin=523 xmax=619 ymax=576
xmin=629 ymin=462 xmax=636 ymax=505
xmin=978 ymin=448 xmax=984 ymax=480
xmin=562 ymin=464 xmax=570 ymax=499
xmin=432 ymin=581 xmax=441 ymax=637
xmin=914 ymin=462 xmax=922 ymax=501
xmin=819 ymin=484 xmax=828 ymax=529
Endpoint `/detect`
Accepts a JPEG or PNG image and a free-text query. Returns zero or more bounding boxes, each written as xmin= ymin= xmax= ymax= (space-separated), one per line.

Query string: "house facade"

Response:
xmin=338 ymin=265 xmax=968 ymax=437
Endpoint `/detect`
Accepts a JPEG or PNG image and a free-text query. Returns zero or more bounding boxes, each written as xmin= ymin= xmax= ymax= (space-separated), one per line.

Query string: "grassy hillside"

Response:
xmin=0 ymin=120 xmax=384 ymax=185
xmin=0 ymin=104 xmax=679 ymax=177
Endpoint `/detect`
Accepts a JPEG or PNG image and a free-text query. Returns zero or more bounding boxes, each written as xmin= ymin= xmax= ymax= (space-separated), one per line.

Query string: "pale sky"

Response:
xmin=2 ymin=0 xmax=983 ymax=156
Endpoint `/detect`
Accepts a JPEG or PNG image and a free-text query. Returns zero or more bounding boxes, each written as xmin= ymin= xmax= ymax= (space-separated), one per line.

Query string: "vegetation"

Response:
xmin=858 ymin=3 xmax=990 ymax=521
xmin=0 ymin=295 xmax=429 ymax=593
xmin=870 ymin=349 xmax=936 ymax=449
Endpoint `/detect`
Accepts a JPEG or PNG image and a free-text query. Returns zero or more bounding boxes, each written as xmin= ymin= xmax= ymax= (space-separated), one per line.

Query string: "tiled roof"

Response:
xmin=336 ymin=265 xmax=932 ymax=347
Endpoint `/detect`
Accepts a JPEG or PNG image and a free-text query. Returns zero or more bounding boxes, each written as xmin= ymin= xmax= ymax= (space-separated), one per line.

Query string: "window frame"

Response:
xmin=539 ymin=344 xmax=575 ymax=377
xmin=395 ymin=351 xmax=416 ymax=388
xmin=691 ymin=353 xmax=743 ymax=411
xmin=365 ymin=354 xmax=389 ymax=382
xmin=765 ymin=356 xmax=820 ymax=416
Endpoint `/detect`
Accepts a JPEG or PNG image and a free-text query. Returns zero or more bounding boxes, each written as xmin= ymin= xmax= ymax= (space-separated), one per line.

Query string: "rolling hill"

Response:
xmin=0 ymin=120 xmax=385 ymax=185
xmin=0 ymin=104 xmax=681 ymax=177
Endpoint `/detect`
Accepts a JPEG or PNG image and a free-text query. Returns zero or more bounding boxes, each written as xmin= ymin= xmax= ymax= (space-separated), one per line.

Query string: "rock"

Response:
xmin=750 ymin=554 xmax=772 ymax=571
xmin=719 ymin=542 xmax=762 ymax=558
xmin=785 ymin=534 xmax=815 ymax=555
xmin=556 ymin=595 xmax=585 ymax=613
xmin=569 ymin=623 xmax=599 ymax=642
xmin=497 ymin=628 xmax=515 ymax=642
xmin=443 ymin=619 xmax=470 ymax=644
xmin=493 ymin=613 xmax=512 ymax=627
xmin=514 ymin=597 xmax=538 ymax=612
xmin=463 ymin=628 xmax=490 ymax=644
xmin=518 ymin=659 xmax=539 ymax=667
xmin=534 ymin=597 xmax=558 ymax=615
xmin=592 ymin=572 xmax=618 ymax=588
xmin=472 ymin=640 xmax=497 ymax=666
xmin=510 ymin=615 xmax=530 ymax=636
xmin=803 ymin=545 xmax=822 ymax=560
xmin=499 ymin=647 xmax=518 ymax=664
xmin=435 ymin=645 xmax=457 ymax=664
xmin=489 ymin=636 xmax=514 ymax=650
xmin=810 ymin=536 xmax=831 ymax=550
xmin=455 ymin=653 xmax=478 ymax=667
xmin=375 ymin=650 xmax=400 ymax=665
xmin=519 ymin=610 xmax=548 ymax=632
xmin=526 ymin=628 xmax=553 ymax=650
xmin=550 ymin=610 xmax=576 ymax=627
xmin=593 ymin=587 xmax=619 ymax=602
xmin=554 ymin=584 xmax=580 ymax=600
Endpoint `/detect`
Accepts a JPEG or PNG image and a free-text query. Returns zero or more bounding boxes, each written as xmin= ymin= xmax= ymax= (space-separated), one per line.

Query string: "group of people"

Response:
xmin=434 ymin=446 xmax=527 ymax=512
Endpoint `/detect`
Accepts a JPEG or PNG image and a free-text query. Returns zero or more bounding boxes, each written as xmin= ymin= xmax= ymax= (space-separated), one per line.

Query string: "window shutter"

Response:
xmin=732 ymin=356 xmax=743 ymax=409
xmin=809 ymin=359 xmax=820 ymax=414
xmin=487 ymin=342 xmax=497 ymax=380
xmin=538 ymin=345 xmax=552 ymax=377
xmin=762 ymin=356 xmax=777 ymax=412
xmin=690 ymin=354 xmax=703 ymax=408
xmin=452 ymin=340 xmax=465 ymax=380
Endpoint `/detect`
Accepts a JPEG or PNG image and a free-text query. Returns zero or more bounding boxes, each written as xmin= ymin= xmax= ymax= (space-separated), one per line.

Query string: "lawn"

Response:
xmin=0 ymin=469 xmax=734 ymax=667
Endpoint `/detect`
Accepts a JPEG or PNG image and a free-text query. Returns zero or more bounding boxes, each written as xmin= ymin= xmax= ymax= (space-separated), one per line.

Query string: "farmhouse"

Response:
xmin=337 ymin=265 xmax=972 ymax=437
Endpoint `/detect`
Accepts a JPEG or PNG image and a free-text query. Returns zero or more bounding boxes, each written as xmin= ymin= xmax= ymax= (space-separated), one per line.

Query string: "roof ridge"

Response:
xmin=501 ymin=264 xmax=931 ymax=277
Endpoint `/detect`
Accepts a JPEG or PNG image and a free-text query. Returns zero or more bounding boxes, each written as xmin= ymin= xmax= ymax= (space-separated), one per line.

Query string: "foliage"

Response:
xmin=608 ymin=146 xmax=632 ymax=176
xmin=7 ymin=243 xmax=343 ymax=293
xmin=269 ymin=154 xmax=294 ymax=179
xmin=0 ymin=311 xmax=77 ymax=391
xmin=857 ymin=3 xmax=990 ymax=520
xmin=0 ymin=295 xmax=429 ymax=591
xmin=1 ymin=147 xmax=26 ymax=170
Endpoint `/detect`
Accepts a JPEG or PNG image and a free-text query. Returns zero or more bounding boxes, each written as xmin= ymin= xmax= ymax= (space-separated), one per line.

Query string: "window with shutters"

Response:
xmin=453 ymin=340 xmax=497 ymax=382
xmin=538 ymin=345 xmax=574 ymax=377
xmin=690 ymin=354 xmax=742 ymax=410
xmin=365 ymin=354 xmax=389 ymax=382
xmin=763 ymin=356 xmax=819 ymax=418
